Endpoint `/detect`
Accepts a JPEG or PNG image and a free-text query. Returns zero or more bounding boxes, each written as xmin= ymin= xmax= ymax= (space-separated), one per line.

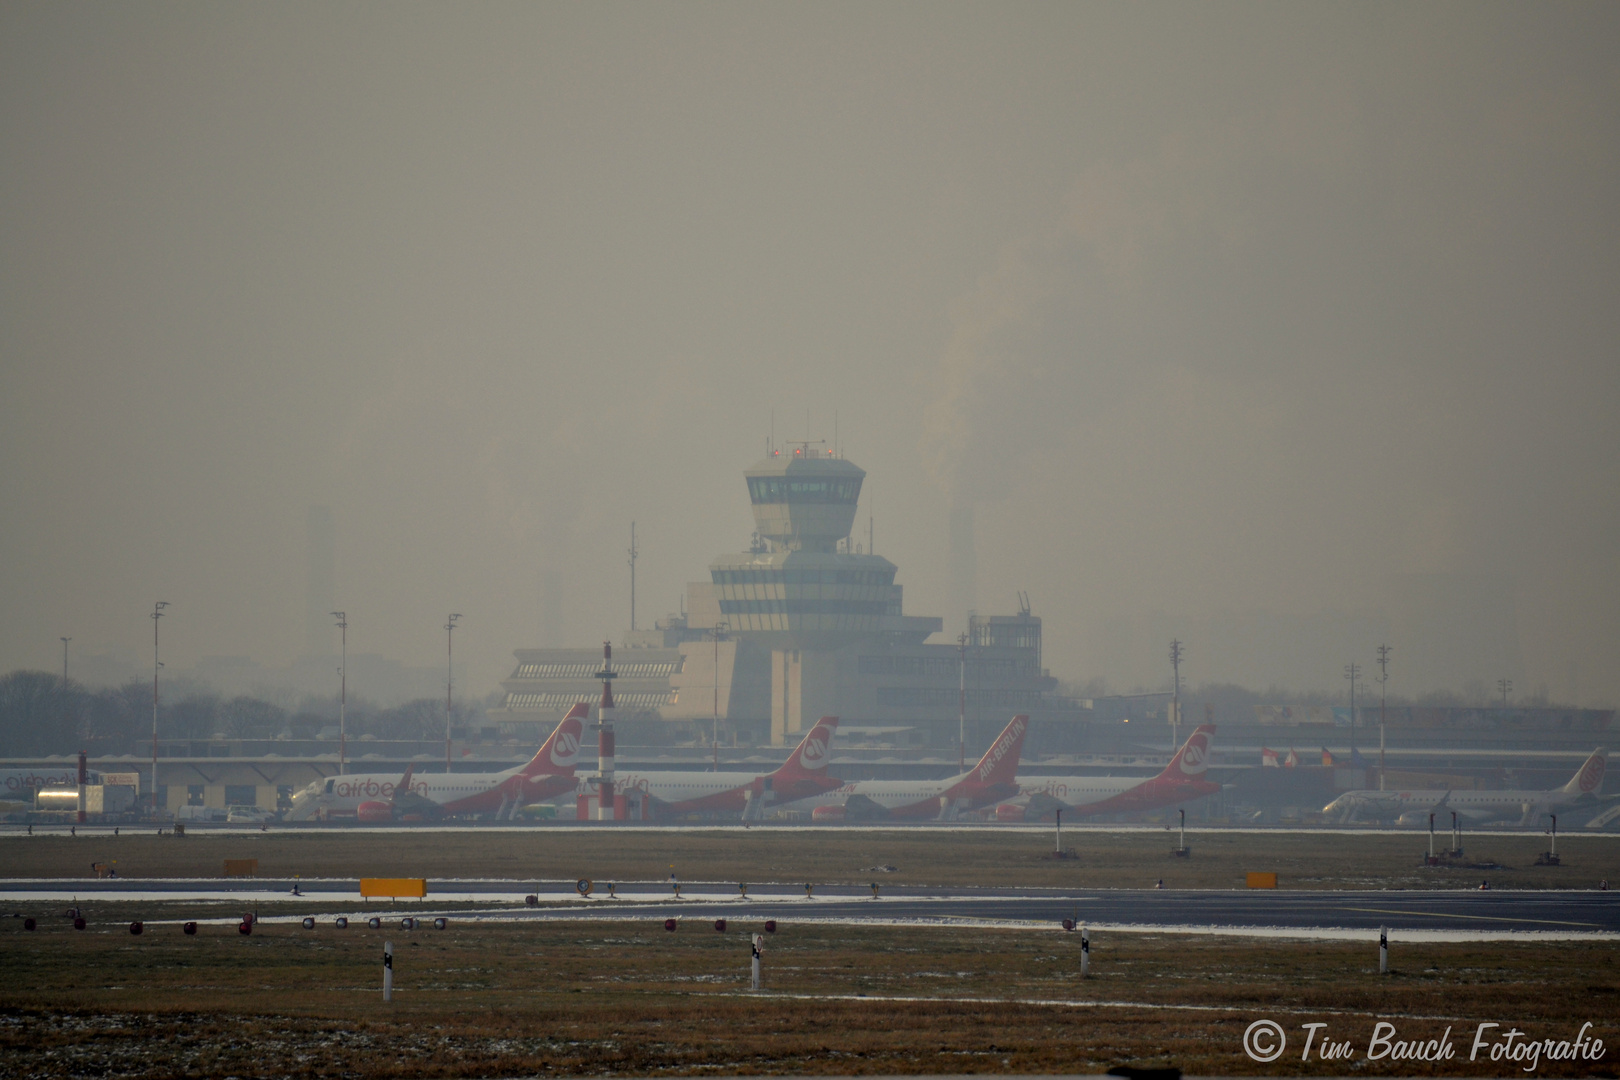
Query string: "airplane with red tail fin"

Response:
xmin=780 ymin=714 xmax=1029 ymax=822
xmin=287 ymin=704 xmax=588 ymax=821
xmin=994 ymin=724 xmax=1220 ymax=822
xmin=598 ymin=716 xmax=842 ymax=819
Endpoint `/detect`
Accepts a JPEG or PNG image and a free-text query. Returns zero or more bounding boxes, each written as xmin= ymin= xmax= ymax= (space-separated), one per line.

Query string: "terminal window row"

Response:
xmin=718 ymin=598 xmax=901 ymax=616
xmin=514 ymin=662 xmax=681 ymax=679
xmin=503 ymin=691 xmax=675 ymax=709
xmin=747 ymin=477 xmax=862 ymax=504
xmin=712 ymin=568 xmax=895 ymax=586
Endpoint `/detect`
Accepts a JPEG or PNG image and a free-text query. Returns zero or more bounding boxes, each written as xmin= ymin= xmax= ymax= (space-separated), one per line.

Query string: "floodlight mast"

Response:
xmin=1168 ymin=640 xmax=1184 ymax=750
xmin=958 ymin=632 xmax=967 ymax=772
xmin=1376 ymin=644 xmax=1392 ymax=790
xmin=332 ymin=612 xmax=348 ymax=774
xmin=1344 ymin=662 xmax=1361 ymax=757
xmin=151 ymin=602 xmax=169 ymax=816
xmin=445 ymin=614 xmax=462 ymax=773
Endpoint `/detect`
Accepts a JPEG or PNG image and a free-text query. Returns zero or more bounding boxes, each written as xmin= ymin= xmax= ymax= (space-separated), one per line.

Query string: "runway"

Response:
xmin=5 ymin=878 xmax=1615 ymax=936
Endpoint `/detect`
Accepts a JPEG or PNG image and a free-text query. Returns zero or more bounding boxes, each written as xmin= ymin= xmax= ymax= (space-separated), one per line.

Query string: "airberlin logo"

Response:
xmin=551 ymin=729 xmax=582 ymax=766
xmin=1578 ymin=755 xmax=1605 ymax=792
xmin=334 ymin=779 xmax=424 ymax=799
xmin=977 ymin=718 xmax=1026 ymax=780
xmin=799 ymin=733 xmax=830 ymax=770
xmin=1180 ymin=735 xmax=1210 ymax=775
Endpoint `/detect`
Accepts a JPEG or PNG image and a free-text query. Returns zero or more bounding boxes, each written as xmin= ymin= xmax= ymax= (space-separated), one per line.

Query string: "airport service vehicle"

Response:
xmin=285 ymin=704 xmax=586 ymax=821
xmin=776 ymin=714 xmax=1029 ymax=822
xmin=225 ymin=805 xmax=275 ymax=823
xmin=1323 ymin=748 xmax=1609 ymax=825
xmin=598 ymin=716 xmax=842 ymax=820
xmin=993 ymin=724 xmax=1221 ymax=822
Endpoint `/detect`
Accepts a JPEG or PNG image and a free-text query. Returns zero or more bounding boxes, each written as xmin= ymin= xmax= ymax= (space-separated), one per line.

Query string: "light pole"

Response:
xmin=151 ymin=602 xmax=169 ymax=816
xmin=628 ymin=522 xmax=639 ymax=632
xmin=710 ymin=620 xmax=728 ymax=771
xmin=1168 ymin=640 xmax=1184 ymax=751
xmin=957 ymin=632 xmax=967 ymax=772
xmin=445 ymin=614 xmax=461 ymax=773
xmin=1375 ymin=645 xmax=1392 ymax=790
xmin=1497 ymin=678 xmax=1512 ymax=708
xmin=332 ymin=612 xmax=347 ymax=774
xmin=60 ymin=636 xmax=72 ymax=742
xmin=1344 ymin=662 xmax=1361 ymax=758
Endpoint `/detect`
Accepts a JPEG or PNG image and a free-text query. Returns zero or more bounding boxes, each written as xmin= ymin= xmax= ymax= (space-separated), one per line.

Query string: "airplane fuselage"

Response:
xmin=1012 ymin=774 xmax=1221 ymax=816
xmin=1325 ymin=787 xmax=1595 ymax=823
xmin=775 ymin=775 xmax=1013 ymax=818
xmin=289 ymin=769 xmax=574 ymax=820
xmin=585 ymin=769 xmax=838 ymax=815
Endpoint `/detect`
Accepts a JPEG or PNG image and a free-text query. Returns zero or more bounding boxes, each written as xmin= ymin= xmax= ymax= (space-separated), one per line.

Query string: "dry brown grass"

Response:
xmin=2 ymin=910 xmax=1616 ymax=1077
xmin=5 ymin=827 xmax=1618 ymax=891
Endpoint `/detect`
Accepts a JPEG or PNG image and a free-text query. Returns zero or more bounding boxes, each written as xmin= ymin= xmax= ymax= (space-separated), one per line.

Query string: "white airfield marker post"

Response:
xmin=1378 ymin=926 xmax=1388 ymax=975
xmin=383 ymin=940 xmax=394 ymax=1001
xmin=751 ymin=933 xmax=763 ymax=990
xmin=1080 ymin=926 xmax=1090 ymax=978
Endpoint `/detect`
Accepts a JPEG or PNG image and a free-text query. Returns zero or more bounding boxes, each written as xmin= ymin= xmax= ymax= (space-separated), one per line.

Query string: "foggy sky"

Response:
xmin=3 ymin=3 xmax=1617 ymax=704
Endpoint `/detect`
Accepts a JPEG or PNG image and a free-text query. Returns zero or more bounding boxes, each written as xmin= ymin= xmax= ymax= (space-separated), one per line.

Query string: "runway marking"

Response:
xmin=714 ymin=990 xmax=1471 ymax=1024
xmin=1337 ymin=905 xmax=1602 ymax=928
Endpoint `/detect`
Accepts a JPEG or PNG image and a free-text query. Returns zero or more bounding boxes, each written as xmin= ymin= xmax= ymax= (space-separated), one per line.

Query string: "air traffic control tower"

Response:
xmin=683 ymin=445 xmax=943 ymax=744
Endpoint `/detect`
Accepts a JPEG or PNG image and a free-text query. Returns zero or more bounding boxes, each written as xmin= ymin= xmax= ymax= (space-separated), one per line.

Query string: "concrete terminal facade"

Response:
xmin=498 ymin=447 xmax=1075 ymax=749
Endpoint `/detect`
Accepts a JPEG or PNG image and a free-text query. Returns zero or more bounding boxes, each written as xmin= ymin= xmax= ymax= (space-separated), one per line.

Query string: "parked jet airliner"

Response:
xmin=1323 ymin=748 xmax=1608 ymax=825
xmin=594 ymin=715 xmax=842 ymax=819
xmin=993 ymin=724 xmax=1221 ymax=821
xmin=774 ymin=714 xmax=1029 ymax=821
xmin=285 ymin=704 xmax=587 ymax=821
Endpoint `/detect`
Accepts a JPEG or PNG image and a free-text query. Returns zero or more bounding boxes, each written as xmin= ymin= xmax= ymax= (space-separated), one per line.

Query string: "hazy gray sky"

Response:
xmin=3 ymin=3 xmax=1617 ymax=703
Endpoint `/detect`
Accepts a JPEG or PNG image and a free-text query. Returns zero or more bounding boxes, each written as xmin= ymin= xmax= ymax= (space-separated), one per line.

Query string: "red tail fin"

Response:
xmin=1562 ymin=747 xmax=1607 ymax=795
xmin=1158 ymin=724 xmax=1215 ymax=781
xmin=518 ymin=704 xmax=588 ymax=778
xmin=969 ymin=715 xmax=1029 ymax=787
xmin=391 ymin=764 xmax=415 ymax=801
xmin=771 ymin=717 xmax=839 ymax=781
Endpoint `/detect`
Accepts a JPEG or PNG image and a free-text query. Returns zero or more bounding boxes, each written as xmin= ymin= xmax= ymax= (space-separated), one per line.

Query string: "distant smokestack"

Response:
xmin=305 ymin=506 xmax=335 ymax=658
xmin=948 ymin=504 xmax=977 ymax=633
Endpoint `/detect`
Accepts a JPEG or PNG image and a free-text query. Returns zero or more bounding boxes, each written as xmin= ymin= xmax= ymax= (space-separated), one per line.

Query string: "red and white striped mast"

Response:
xmin=594 ymin=640 xmax=617 ymax=821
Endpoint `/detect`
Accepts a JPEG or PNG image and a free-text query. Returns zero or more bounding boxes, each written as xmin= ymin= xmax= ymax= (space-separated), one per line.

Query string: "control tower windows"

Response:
xmin=747 ymin=477 xmax=862 ymax=504
xmin=710 ymin=568 xmax=895 ymax=587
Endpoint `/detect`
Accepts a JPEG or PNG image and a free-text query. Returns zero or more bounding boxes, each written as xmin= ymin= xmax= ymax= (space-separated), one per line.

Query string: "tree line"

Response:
xmin=0 ymin=669 xmax=491 ymax=757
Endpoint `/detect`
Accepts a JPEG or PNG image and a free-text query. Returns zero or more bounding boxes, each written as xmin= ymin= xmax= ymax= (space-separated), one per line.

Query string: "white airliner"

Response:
xmin=1323 ymin=747 xmax=1609 ymax=825
xmin=991 ymin=724 xmax=1221 ymax=821
xmin=286 ymin=704 xmax=587 ymax=821
xmin=594 ymin=716 xmax=841 ymax=819
xmin=772 ymin=714 xmax=1029 ymax=821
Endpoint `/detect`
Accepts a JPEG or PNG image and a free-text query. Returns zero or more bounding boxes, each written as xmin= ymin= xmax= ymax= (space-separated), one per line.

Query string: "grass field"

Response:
xmin=3 ymin=826 xmax=1617 ymax=891
xmin=2 ymin=911 xmax=1616 ymax=1078
xmin=5 ymin=829 xmax=1617 ymax=1077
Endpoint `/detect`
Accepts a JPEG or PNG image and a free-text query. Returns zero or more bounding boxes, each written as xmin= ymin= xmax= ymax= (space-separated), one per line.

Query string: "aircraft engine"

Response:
xmin=356 ymin=800 xmax=393 ymax=823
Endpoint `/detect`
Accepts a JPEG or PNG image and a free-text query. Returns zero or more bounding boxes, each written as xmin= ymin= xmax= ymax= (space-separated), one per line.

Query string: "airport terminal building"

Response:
xmin=495 ymin=448 xmax=1077 ymax=750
